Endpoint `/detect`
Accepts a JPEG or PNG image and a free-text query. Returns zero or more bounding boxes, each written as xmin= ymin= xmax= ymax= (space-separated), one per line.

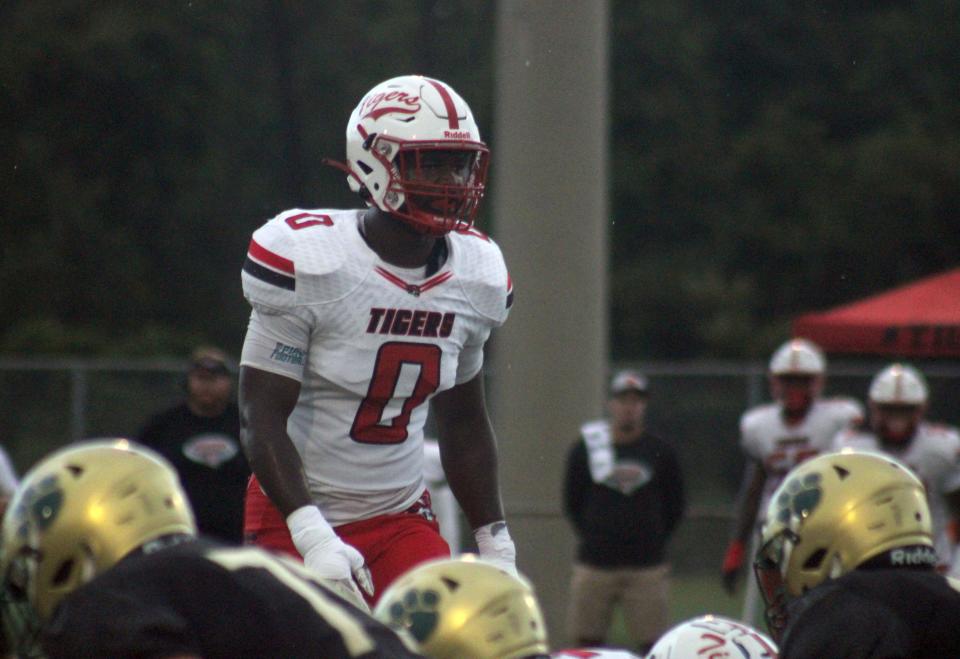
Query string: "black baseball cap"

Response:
xmin=609 ymin=370 xmax=649 ymax=395
xmin=188 ymin=347 xmax=234 ymax=376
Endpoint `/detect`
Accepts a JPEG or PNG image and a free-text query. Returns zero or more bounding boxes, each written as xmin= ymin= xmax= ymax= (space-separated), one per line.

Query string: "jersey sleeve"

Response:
xmin=453 ymin=230 xmax=513 ymax=327
xmin=739 ymin=408 xmax=763 ymax=459
xmin=937 ymin=426 xmax=960 ymax=494
xmin=240 ymin=308 xmax=311 ymax=381
xmin=837 ymin=397 xmax=866 ymax=427
xmin=454 ymin=328 xmax=491 ymax=384
xmin=242 ymin=219 xmax=300 ymax=313
xmin=0 ymin=446 xmax=18 ymax=496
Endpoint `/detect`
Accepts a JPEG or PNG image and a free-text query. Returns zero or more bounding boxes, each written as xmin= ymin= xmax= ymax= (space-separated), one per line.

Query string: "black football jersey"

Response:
xmin=42 ymin=539 xmax=424 ymax=659
xmin=780 ymin=569 xmax=960 ymax=659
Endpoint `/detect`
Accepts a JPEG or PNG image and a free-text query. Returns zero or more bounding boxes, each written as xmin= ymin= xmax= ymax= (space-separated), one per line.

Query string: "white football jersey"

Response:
xmin=741 ymin=397 xmax=863 ymax=513
xmin=240 ymin=209 xmax=512 ymax=523
xmin=833 ymin=421 xmax=960 ymax=566
xmin=0 ymin=445 xmax=17 ymax=497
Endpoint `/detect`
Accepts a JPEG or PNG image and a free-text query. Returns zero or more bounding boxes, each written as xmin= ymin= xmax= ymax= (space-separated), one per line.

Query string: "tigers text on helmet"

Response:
xmin=753 ymin=450 xmax=933 ymax=641
xmin=372 ymin=556 xmax=548 ymax=659
xmin=647 ymin=614 xmax=778 ymax=658
xmin=0 ymin=439 xmax=196 ymax=653
xmin=330 ymin=75 xmax=489 ymax=236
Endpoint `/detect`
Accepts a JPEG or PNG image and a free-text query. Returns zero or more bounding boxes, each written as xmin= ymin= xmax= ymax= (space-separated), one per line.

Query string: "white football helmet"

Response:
xmin=330 ymin=75 xmax=490 ymax=235
xmin=647 ymin=615 xmax=778 ymax=658
xmin=768 ymin=338 xmax=825 ymax=416
xmin=768 ymin=338 xmax=826 ymax=376
xmin=869 ymin=363 xmax=928 ymax=405
xmin=868 ymin=363 xmax=928 ymax=443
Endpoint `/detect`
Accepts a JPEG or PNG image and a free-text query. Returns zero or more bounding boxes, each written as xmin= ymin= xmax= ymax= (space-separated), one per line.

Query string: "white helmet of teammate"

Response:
xmin=332 ymin=75 xmax=490 ymax=236
xmin=647 ymin=615 xmax=778 ymax=658
xmin=869 ymin=363 xmax=928 ymax=406
xmin=768 ymin=338 xmax=826 ymax=376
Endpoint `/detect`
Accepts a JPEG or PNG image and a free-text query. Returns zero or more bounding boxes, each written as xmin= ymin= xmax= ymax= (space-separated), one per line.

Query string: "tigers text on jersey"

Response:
xmin=833 ymin=421 xmax=960 ymax=566
xmin=241 ymin=209 xmax=512 ymax=524
xmin=740 ymin=397 xmax=863 ymax=512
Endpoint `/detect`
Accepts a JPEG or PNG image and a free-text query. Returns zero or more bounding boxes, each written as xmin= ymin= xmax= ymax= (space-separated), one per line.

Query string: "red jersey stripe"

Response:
xmin=418 ymin=271 xmax=454 ymax=293
xmin=248 ymin=238 xmax=295 ymax=275
xmin=426 ymin=79 xmax=460 ymax=130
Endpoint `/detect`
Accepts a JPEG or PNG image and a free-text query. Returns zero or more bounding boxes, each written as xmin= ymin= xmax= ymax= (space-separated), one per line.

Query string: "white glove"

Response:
xmin=287 ymin=505 xmax=374 ymax=599
xmin=474 ymin=521 xmax=518 ymax=576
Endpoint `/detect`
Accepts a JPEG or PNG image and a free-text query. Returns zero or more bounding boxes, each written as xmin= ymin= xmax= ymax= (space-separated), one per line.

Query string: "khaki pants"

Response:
xmin=566 ymin=562 xmax=671 ymax=647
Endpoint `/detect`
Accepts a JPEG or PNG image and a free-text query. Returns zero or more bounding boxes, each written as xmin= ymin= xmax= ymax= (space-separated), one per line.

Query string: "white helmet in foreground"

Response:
xmin=330 ymin=75 xmax=490 ymax=236
xmin=869 ymin=363 xmax=928 ymax=406
xmin=647 ymin=615 xmax=778 ymax=658
xmin=768 ymin=338 xmax=826 ymax=376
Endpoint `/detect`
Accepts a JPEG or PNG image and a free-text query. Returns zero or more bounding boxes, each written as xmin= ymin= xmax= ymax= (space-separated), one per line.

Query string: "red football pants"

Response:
xmin=243 ymin=476 xmax=450 ymax=605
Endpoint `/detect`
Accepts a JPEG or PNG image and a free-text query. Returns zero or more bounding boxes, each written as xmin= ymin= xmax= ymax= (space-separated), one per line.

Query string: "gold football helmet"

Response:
xmin=754 ymin=449 xmax=933 ymax=639
xmin=0 ymin=439 xmax=196 ymax=650
xmin=373 ymin=557 xmax=548 ymax=659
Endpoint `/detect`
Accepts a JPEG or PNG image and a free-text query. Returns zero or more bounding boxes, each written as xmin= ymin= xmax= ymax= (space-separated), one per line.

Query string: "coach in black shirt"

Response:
xmin=563 ymin=370 xmax=686 ymax=654
xmin=138 ymin=346 xmax=249 ymax=543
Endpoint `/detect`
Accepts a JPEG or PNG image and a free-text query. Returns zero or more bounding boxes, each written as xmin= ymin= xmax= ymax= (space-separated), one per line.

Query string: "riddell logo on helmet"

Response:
xmin=890 ymin=546 xmax=937 ymax=567
xmin=443 ymin=130 xmax=471 ymax=139
xmin=361 ymin=91 xmax=421 ymax=120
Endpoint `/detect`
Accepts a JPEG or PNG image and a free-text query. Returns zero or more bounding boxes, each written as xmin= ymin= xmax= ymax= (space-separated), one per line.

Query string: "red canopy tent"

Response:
xmin=792 ymin=267 xmax=960 ymax=358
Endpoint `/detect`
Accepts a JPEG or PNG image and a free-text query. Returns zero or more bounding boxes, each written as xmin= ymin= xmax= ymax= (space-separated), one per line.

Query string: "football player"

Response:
xmin=754 ymin=450 xmax=960 ymax=657
xmin=833 ymin=363 xmax=960 ymax=572
xmin=646 ymin=614 xmax=777 ymax=658
xmin=239 ymin=75 xmax=516 ymax=604
xmin=0 ymin=440 xmax=425 ymax=659
xmin=721 ymin=338 xmax=862 ymax=624
xmin=372 ymin=557 xmax=642 ymax=659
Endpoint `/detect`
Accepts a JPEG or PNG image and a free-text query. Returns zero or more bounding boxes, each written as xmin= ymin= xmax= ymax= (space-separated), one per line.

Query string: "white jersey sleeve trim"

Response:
xmin=240 ymin=308 xmax=311 ymax=382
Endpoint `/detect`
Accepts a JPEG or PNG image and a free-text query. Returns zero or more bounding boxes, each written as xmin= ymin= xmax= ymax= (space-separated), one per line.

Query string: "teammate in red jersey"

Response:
xmin=239 ymin=75 xmax=516 ymax=604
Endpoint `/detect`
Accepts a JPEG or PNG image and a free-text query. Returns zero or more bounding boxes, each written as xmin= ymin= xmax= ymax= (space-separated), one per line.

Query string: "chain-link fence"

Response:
xmin=2 ymin=356 xmax=958 ymax=578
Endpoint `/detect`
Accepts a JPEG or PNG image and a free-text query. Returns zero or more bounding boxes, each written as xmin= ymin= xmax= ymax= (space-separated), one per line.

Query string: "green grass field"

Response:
xmin=605 ymin=572 xmax=754 ymax=649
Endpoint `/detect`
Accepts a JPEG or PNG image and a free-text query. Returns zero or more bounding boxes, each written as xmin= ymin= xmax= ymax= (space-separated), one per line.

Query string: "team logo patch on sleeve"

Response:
xmin=243 ymin=238 xmax=295 ymax=291
xmin=270 ymin=342 xmax=305 ymax=365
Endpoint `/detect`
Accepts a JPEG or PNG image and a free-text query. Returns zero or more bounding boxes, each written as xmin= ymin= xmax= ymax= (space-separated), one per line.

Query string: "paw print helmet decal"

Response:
xmin=754 ymin=450 xmax=933 ymax=641
xmin=373 ymin=556 xmax=548 ymax=659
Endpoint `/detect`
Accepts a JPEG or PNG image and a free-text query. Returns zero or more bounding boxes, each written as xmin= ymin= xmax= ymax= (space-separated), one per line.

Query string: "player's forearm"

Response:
xmin=239 ymin=414 xmax=310 ymax=517
xmin=439 ymin=423 xmax=505 ymax=529
xmin=242 ymin=424 xmax=312 ymax=517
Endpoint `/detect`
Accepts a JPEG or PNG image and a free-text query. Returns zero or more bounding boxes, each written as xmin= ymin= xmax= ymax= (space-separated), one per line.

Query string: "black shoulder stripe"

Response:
xmin=243 ymin=257 xmax=296 ymax=291
xmin=506 ymin=291 xmax=514 ymax=309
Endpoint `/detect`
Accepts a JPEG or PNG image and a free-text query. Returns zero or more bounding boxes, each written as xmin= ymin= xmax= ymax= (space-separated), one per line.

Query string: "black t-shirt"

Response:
xmin=43 ymin=539 xmax=424 ymax=659
xmin=780 ymin=569 xmax=960 ymax=659
xmin=138 ymin=403 xmax=249 ymax=543
xmin=562 ymin=429 xmax=686 ymax=567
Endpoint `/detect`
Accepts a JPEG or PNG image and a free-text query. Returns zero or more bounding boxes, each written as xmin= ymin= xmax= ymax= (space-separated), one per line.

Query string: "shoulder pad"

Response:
xmin=449 ymin=229 xmax=512 ymax=325
xmin=925 ymin=422 xmax=960 ymax=441
xmin=740 ymin=404 xmax=777 ymax=433
xmin=825 ymin=396 xmax=865 ymax=416
xmin=241 ymin=209 xmax=367 ymax=310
